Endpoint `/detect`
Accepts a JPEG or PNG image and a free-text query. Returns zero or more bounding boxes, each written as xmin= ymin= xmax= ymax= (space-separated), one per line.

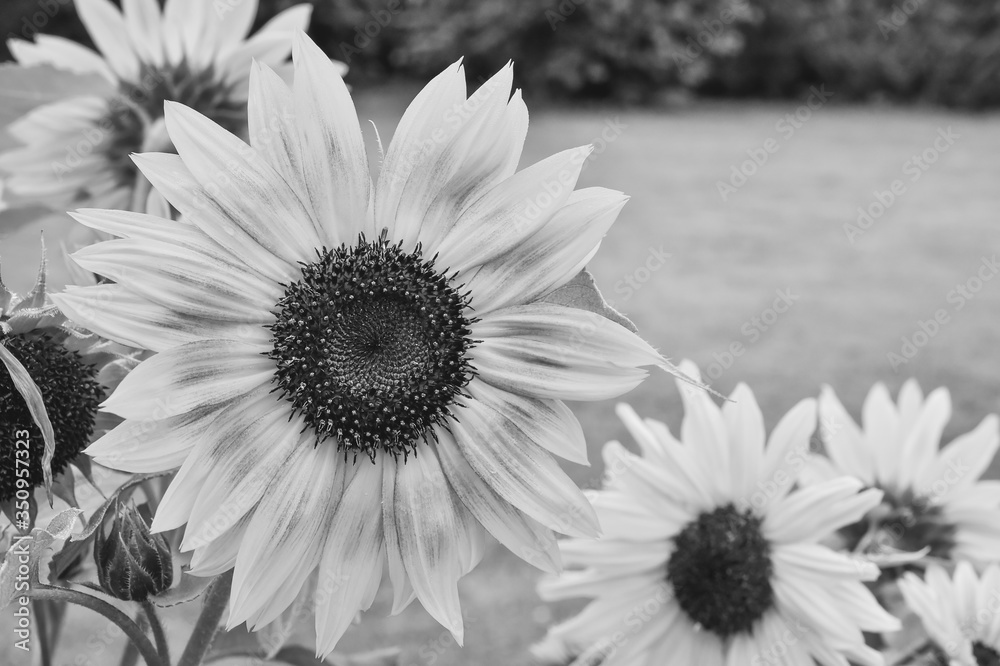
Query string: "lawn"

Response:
xmin=2 ymin=89 xmax=1000 ymax=665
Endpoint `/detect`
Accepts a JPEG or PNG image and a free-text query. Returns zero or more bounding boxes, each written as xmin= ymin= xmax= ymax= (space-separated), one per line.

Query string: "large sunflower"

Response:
xmin=806 ymin=381 xmax=1000 ymax=570
xmin=0 ymin=0 xmax=316 ymax=212
xmin=536 ymin=362 xmax=900 ymax=666
xmin=54 ymin=32 xmax=670 ymax=655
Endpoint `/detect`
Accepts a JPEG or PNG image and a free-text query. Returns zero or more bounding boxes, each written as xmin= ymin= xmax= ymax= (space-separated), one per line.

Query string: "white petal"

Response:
xmin=71 ymin=238 xmax=280 ymax=324
xmin=132 ymin=152 xmax=300 ymax=282
xmin=220 ymin=5 xmax=313 ymax=76
xmin=102 ymin=340 xmax=273 ymax=420
xmin=758 ymin=398 xmax=817 ymax=505
xmin=392 ymin=447 xmax=466 ymax=644
xmin=448 ymin=384 xmax=599 ymax=538
xmin=436 ymin=430 xmax=561 ymax=573
xmin=434 ymin=146 xmax=593 ymax=273
xmin=381 ymin=455 xmax=416 ymax=615
xmin=75 ymin=0 xmax=140 ymax=80
xmin=122 ymin=0 xmax=165 ymax=67
xmin=675 ymin=361 xmax=730 ymax=503
xmin=374 ymin=60 xmax=466 ymax=244
xmin=162 ymin=102 xmax=322 ymax=262
xmin=8 ymin=36 xmax=116 ymax=83
xmin=53 ymin=285 xmax=263 ymax=353
xmin=724 ymin=382 xmax=765 ymax=503
xmin=84 ymin=406 xmax=218 ymax=472
xmin=383 ymin=65 xmax=523 ymax=252
xmin=314 ymin=459 xmax=385 ymax=656
xmin=470 ymin=303 xmax=661 ymax=401
xmin=181 ymin=405 xmax=312 ymax=550
xmin=863 ymin=383 xmax=900 ymax=486
xmin=292 ymin=32 xmax=371 ymax=247
xmin=228 ymin=443 xmax=338 ymax=628
xmin=919 ymin=414 xmax=999 ymax=497
xmin=897 ymin=387 xmax=950 ymax=488
xmin=818 ymin=385 xmax=872 ymax=483
xmin=765 ymin=480 xmax=880 ymax=544
xmin=463 ymin=187 xmax=628 ymax=315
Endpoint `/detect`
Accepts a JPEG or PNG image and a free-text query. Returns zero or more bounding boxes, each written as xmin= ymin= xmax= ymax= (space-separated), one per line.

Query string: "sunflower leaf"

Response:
xmin=0 ymin=64 xmax=113 ymax=127
xmin=0 ymin=508 xmax=82 ymax=608
xmin=541 ymin=269 xmax=637 ymax=333
xmin=0 ymin=342 xmax=57 ymax=504
xmin=151 ymin=570 xmax=214 ymax=608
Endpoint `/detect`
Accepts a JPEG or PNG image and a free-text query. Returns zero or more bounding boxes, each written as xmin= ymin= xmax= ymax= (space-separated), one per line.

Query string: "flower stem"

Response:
xmin=177 ymin=571 xmax=233 ymax=666
xmin=142 ymin=599 xmax=170 ymax=665
xmin=29 ymin=585 xmax=163 ymax=666
xmin=117 ymin=612 xmax=146 ymax=666
xmin=890 ymin=638 xmax=935 ymax=665
xmin=32 ymin=599 xmax=52 ymax=666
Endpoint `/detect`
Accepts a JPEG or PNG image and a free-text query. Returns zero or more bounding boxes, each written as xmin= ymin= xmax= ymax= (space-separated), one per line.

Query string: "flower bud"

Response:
xmin=94 ymin=502 xmax=173 ymax=602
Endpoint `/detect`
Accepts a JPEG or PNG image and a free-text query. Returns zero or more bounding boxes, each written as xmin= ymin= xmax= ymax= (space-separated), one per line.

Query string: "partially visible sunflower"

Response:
xmin=54 ymin=32 xmax=674 ymax=655
xmin=0 ymin=247 xmax=137 ymax=525
xmin=0 ymin=0 xmax=320 ymax=212
xmin=806 ymin=381 xmax=1000 ymax=570
xmin=536 ymin=362 xmax=900 ymax=666
xmin=898 ymin=562 xmax=1000 ymax=666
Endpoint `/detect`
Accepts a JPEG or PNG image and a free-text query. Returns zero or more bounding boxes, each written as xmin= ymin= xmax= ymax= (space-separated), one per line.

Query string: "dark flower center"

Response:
xmin=974 ymin=642 xmax=1000 ymax=666
xmin=96 ymin=62 xmax=247 ymax=197
xmin=267 ymin=234 xmax=476 ymax=461
xmin=0 ymin=333 xmax=104 ymax=501
xmin=667 ymin=504 xmax=774 ymax=637
xmin=931 ymin=642 xmax=1000 ymax=666
xmin=839 ymin=486 xmax=956 ymax=577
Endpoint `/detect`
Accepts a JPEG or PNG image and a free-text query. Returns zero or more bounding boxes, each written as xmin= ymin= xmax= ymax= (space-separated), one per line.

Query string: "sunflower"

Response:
xmin=53 ymin=32 xmax=671 ymax=655
xmin=806 ymin=381 xmax=1000 ymax=570
xmin=1 ymin=249 xmax=136 ymax=523
xmin=0 ymin=0 xmax=318 ymax=212
xmin=536 ymin=362 xmax=900 ymax=666
xmin=898 ymin=562 xmax=1000 ymax=666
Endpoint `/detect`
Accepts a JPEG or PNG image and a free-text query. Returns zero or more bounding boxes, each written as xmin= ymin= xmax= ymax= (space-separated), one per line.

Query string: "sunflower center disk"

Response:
xmin=102 ymin=62 xmax=246 ymax=187
xmin=268 ymin=236 xmax=476 ymax=460
xmin=667 ymin=504 xmax=774 ymax=638
xmin=0 ymin=334 xmax=104 ymax=501
xmin=973 ymin=642 xmax=1000 ymax=666
xmin=840 ymin=487 xmax=956 ymax=569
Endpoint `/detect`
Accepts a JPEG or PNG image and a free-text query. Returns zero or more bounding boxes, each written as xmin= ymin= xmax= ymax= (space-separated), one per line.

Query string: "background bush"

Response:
xmin=2 ymin=0 xmax=999 ymax=108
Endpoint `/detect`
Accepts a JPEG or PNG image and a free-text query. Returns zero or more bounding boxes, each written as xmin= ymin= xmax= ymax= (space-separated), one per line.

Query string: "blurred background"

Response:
xmin=1 ymin=1 xmax=1000 ymax=665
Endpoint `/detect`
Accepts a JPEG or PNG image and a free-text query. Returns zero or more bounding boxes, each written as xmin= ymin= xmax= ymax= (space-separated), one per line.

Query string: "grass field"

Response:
xmin=2 ymin=88 xmax=1000 ymax=665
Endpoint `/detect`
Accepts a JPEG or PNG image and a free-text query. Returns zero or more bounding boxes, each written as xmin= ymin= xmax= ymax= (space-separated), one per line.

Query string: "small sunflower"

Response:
xmin=54 ymin=33 xmax=672 ymax=655
xmin=898 ymin=562 xmax=1000 ymax=666
xmin=806 ymin=381 xmax=1000 ymax=570
xmin=0 ymin=0 xmax=319 ymax=211
xmin=1 ymin=249 xmax=136 ymax=521
xmin=536 ymin=362 xmax=900 ymax=666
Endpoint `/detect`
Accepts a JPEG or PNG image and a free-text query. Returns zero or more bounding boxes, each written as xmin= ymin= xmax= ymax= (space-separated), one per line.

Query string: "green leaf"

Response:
xmin=0 ymin=341 xmax=57 ymax=503
xmin=0 ymin=64 xmax=114 ymax=127
xmin=151 ymin=570 xmax=214 ymax=608
xmin=0 ymin=508 xmax=82 ymax=607
xmin=541 ymin=269 xmax=637 ymax=333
